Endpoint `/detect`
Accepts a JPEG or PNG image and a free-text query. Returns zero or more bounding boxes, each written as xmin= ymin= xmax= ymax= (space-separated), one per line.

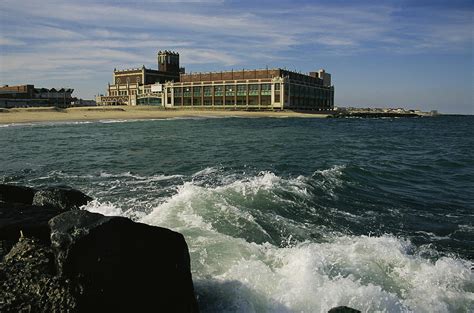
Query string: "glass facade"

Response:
xmin=166 ymin=79 xmax=333 ymax=110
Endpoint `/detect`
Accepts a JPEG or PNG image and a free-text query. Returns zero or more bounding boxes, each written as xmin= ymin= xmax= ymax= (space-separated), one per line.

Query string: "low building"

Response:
xmin=71 ymin=99 xmax=96 ymax=107
xmin=97 ymin=50 xmax=334 ymax=111
xmin=0 ymin=84 xmax=74 ymax=108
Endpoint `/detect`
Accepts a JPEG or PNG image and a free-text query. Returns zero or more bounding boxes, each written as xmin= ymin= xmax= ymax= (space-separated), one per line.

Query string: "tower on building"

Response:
xmin=157 ymin=50 xmax=180 ymax=74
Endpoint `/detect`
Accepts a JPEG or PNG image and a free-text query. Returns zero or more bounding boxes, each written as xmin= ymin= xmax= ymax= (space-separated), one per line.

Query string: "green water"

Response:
xmin=1 ymin=116 xmax=473 ymax=312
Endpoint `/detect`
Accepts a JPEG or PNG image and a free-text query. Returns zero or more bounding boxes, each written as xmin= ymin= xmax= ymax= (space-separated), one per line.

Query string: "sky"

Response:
xmin=0 ymin=0 xmax=472 ymax=114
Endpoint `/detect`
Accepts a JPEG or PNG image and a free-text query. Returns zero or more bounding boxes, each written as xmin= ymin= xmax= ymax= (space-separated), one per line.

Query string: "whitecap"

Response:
xmin=192 ymin=235 xmax=473 ymax=313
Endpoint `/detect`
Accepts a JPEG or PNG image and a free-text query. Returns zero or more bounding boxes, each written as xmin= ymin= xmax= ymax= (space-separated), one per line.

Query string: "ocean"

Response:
xmin=1 ymin=115 xmax=473 ymax=312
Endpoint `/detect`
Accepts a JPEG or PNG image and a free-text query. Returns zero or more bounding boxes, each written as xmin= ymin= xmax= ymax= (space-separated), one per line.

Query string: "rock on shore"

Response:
xmin=0 ymin=184 xmax=92 ymax=257
xmin=0 ymin=184 xmax=199 ymax=312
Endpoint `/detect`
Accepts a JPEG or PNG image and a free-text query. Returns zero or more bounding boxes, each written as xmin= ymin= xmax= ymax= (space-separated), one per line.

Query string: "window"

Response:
xmin=261 ymin=96 xmax=271 ymax=105
xmin=261 ymin=84 xmax=271 ymax=95
xmin=237 ymin=85 xmax=246 ymax=96
xmin=214 ymin=86 xmax=223 ymax=96
xmin=204 ymin=86 xmax=212 ymax=96
xmin=249 ymin=85 xmax=259 ymax=96
xmin=225 ymin=85 xmax=235 ymax=96
xmin=193 ymin=86 xmax=201 ymax=96
xmin=183 ymin=87 xmax=191 ymax=97
xmin=248 ymin=96 xmax=258 ymax=105
xmin=174 ymin=87 xmax=182 ymax=96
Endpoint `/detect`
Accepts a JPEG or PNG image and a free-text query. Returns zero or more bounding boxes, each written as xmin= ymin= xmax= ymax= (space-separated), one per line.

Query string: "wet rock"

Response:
xmin=328 ymin=306 xmax=361 ymax=313
xmin=0 ymin=184 xmax=36 ymax=205
xmin=0 ymin=237 xmax=78 ymax=313
xmin=0 ymin=185 xmax=92 ymax=258
xmin=1 ymin=185 xmax=198 ymax=312
xmin=49 ymin=210 xmax=199 ymax=312
xmin=0 ymin=202 xmax=61 ymax=258
xmin=32 ymin=186 xmax=92 ymax=211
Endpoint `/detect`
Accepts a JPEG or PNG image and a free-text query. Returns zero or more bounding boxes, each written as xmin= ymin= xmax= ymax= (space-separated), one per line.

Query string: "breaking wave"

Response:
xmin=82 ymin=167 xmax=474 ymax=313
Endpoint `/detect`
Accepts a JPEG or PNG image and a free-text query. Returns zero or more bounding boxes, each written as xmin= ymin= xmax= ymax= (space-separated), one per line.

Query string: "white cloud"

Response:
xmin=0 ymin=37 xmax=25 ymax=46
xmin=0 ymin=0 xmax=472 ymax=100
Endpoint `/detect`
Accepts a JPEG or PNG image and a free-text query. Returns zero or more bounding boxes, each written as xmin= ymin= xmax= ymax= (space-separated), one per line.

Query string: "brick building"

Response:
xmin=97 ymin=50 xmax=334 ymax=111
xmin=0 ymin=84 xmax=74 ymax=108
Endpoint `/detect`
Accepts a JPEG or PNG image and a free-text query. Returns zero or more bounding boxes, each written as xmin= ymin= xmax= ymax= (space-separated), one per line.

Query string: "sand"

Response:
xmin=0 ymin=106 xmax=331 ymax=125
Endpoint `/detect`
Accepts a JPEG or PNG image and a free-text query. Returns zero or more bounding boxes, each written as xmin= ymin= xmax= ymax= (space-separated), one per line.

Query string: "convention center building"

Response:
xmin=97 ymin=50 xmax=334 ymax=111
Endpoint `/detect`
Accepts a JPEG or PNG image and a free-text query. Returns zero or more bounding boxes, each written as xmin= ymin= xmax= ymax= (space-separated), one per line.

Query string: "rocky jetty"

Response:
xmin=0 ymin=184 xmax=198 ymax=312
xmin=0 ymin=184 xmax=92 ymax=257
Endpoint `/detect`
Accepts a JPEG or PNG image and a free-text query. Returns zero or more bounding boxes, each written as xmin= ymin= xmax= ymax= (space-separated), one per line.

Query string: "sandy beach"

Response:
xmin=0 ymin=106 xmax=330 ymax=125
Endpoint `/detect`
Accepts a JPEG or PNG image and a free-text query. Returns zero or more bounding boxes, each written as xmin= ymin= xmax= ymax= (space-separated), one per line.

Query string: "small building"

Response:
xmin=97 ymin=50 xmax=334 ymax=111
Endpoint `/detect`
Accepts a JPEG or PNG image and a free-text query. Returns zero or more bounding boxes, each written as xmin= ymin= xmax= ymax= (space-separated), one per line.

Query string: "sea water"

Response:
xmin=0 ymin=116 xmax=473 ymax=312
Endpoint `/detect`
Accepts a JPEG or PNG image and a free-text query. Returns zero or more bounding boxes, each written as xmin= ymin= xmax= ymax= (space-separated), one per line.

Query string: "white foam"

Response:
xmin=140 ymin=170 xmax=311 ymax=241
xmin=192 ymin=167 xmax=220 ymax=177
xmin=134 ymin=168 xmax=472 ymax=312
xmin=98 ymin=118 xmax=172 ymax=124
xmin=312 ymin=165 xmax=346 ymax=198
xmin=192 ymin=235 xmax=473 ymax=313
xmin=83 ymin=199 xmax=124 ymax=216
xmin=47 ymin=166 xmax=473 ymax=312
xmin=99 ymin=171 xmax=182 ymax=182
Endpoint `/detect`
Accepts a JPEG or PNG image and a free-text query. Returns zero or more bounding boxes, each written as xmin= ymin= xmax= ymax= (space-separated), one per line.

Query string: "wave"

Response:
xmin=98 ymin=171 xmax=183 ymax=182
xmin=311 ymin=165 xmax=347 ymax=198
xmin=79 ymin=166 xmax=473 ymax=312
xmin=194 ymin=235 xmax=472 ymax=313
xmin=87 ymin=191 xmax=472 ymax=312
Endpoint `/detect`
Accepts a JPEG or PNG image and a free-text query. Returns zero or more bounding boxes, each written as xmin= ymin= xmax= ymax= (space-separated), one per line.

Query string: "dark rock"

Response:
xmin=32 ymin=186 xmax=93 ymax=211
xmin=0 ymin=202 xmax=62 ymax=258
xmin=0 ymin=237 xmax=78 ymax=313
xmin=0 ymin=184 xmax=36 ymax=205
xmin=328 ymin=306 xmax=361 ymax=313
xmin=0 ymin=185 xmax=92 ymax=258
xmin=49 ymin=210 xmax=199 ymax=312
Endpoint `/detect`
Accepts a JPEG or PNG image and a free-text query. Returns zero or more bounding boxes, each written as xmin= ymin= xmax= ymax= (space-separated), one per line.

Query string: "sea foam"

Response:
xmin=82 ymin=168 xmax=473 ymax=312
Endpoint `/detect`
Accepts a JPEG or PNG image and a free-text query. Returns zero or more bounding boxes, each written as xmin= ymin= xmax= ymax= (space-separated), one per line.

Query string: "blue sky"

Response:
xmin=0 ymin=0 xmax=472 ymax=113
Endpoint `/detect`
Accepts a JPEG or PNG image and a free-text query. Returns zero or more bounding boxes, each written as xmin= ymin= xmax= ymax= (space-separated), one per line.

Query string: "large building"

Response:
xmin=0 ymin=84 xmax=74 ymax=108
xmin=97 ymin=50 xmax=334 ymax=111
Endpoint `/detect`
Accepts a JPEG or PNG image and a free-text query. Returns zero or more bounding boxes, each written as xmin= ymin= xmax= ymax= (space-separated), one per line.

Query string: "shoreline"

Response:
xmin=0 ymin=106 xmax=331 ymax=125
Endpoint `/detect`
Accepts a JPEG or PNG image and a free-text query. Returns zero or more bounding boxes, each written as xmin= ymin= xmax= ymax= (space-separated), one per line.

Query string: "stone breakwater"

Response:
xmin=0 ymin=184 xmax=199 ymax=312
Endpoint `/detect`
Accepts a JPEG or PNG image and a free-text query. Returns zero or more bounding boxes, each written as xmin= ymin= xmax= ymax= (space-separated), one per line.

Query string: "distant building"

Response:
xmin=97 ymin=50 xmax=334 ymax=111
xmin=71 ymin=99 xmax=96 ymax=107
xmin=0 ymin=84 xmax=74 ymax=108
